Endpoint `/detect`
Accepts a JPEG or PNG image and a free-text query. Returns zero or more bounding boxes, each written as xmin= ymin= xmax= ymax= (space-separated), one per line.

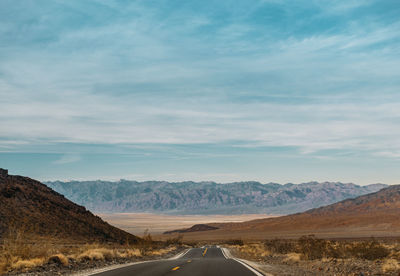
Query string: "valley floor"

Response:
xmin=97 ymin=213 xmax=275 ymax=235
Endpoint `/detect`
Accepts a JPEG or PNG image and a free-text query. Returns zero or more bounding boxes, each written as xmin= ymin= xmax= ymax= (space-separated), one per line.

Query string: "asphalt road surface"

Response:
xmin=91 ymin=246 xmax=263 ymax=276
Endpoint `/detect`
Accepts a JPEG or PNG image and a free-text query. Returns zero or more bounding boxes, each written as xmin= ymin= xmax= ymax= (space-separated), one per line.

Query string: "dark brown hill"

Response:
xmin=234 ymin=184 xmax=400 ymax=232
xmin=168 ymin=185 xmax=400 ymax=240
xmin=163 ymin=224 xmax=219 ymax=234
xmin=0 ymin=169 xmax=139 ymax=244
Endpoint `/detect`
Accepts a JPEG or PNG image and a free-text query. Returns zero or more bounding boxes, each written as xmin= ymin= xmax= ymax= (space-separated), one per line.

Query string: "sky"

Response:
xmin=1 ymin=0 xmax=400 ymax=184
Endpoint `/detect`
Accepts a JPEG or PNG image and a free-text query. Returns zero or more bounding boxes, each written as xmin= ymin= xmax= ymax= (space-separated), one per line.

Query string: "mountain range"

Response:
xmin=45 ymin=180 xmax=387 ymax=215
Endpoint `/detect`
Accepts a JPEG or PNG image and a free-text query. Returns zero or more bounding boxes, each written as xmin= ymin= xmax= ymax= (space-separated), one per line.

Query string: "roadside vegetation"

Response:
xmin=0 ymin=227 xmax=185 ymax=275
xmin=226 ymin=235 xmax=400 ymax=275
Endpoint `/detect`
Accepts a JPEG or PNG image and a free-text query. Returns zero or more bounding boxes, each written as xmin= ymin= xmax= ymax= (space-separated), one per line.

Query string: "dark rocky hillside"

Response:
xmin=0 ymin=169 xmax=139 ymax=244
xmin=166 ymin=185 xmax=400 ymax=239
xmin=217 ymin=184 xmax=400 ymax=233
xmin=45 ymin=179 xmax=387 ymax=215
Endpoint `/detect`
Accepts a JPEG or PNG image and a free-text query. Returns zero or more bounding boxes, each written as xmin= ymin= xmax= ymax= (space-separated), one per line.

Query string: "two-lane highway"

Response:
xmin=91 ymin=246 xmax=263 ymax=276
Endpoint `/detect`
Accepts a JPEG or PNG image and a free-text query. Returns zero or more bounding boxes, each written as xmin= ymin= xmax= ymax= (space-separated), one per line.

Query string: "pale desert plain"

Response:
xmin=97 ymin=213 xmax=276 ymax=235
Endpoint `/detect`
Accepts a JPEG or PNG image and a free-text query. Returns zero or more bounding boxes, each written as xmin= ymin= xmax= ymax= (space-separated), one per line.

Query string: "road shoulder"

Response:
xmin=221 ymin=247 xmax=273 ymax=276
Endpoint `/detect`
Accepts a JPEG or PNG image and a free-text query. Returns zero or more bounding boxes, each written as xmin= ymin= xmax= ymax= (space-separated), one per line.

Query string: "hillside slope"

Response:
xmin=45 ymin=180 xmax=386 ymax=215
xmin=232 ymin=184 xmax=400 ymax=231
xmin=169 ymin=185 xmax=400 ymax=240
xmin=0 ymin=169 xmax=139 ymax=244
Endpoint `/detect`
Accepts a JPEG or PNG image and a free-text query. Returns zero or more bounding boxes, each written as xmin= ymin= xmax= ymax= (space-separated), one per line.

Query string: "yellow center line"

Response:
xmin=202 ymin=248 xmax=208 ymax=256
xmin=171 ymin=266 xmax=180 ymax=271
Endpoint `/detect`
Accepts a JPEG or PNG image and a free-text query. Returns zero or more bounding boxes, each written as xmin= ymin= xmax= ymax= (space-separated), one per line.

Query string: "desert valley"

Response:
xmin=1 ymin=0 xmax=400 ymax=275
xmin=1 ymin=168 xmax=400 ymax=275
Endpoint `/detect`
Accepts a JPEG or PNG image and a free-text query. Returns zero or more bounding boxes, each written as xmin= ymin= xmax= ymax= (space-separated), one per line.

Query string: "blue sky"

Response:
xmin=1 ymin=0 xmax=400 ymax=184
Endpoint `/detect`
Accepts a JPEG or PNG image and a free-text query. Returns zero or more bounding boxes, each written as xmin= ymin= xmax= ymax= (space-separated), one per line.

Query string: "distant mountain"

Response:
xmin=45 ymin=179 xmax=387 ymax=215
xmin=164 ymin=184 xmax=400 ymax=239
xmin=0 ymin=169 xmax=139 ymax=244
xmin=164 ymin=224 xmax=219 ymax=235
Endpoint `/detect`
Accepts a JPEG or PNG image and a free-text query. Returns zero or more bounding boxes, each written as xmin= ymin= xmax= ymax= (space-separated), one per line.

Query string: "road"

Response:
xmin=91 ymin=246 xmax=264 ymax=276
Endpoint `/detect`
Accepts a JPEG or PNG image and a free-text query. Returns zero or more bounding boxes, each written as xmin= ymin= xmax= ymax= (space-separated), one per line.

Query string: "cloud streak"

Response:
xmin=1 ymin=0 xmax=400 ymax=182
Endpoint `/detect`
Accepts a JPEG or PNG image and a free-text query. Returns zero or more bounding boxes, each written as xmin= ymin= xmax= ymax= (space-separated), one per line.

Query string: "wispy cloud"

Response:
xmin=53 ymin=153 xmax=81 ymax=164
xmin=1 ymin=0 xmax=400 ymax=182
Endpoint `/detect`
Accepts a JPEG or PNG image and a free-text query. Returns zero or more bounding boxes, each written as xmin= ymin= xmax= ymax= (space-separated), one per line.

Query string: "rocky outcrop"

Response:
xmin=0 ymin=168 xmax=8 ymax=178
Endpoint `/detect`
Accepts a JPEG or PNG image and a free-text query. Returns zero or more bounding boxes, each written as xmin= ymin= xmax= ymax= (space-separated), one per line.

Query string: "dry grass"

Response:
xmin=148 ymin=246 xmax=177 ymax=256
xmin=225 ymin=237 xmax=400 ymax=275
xmin=0 ymin=228 xmax=183 ymax=275
xmin=0 ymin=242 xmax=179 ymax=274
xmin=229 ymin=243 xmax=271 ymax=259
xmin=227 ymin=236 xmax=398 ymax=263
xmin=382 ymin=258 xmax=400 ymax=273
xmin=11 ymin=258 xmax=46 ymax=271
xmin=48 ymin=254 xmax=69 ymax=266
xmin=285 ymin=252 xmax=301 ymax=262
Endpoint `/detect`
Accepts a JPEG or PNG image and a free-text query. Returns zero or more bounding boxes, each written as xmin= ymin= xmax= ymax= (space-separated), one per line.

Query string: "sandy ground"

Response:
xmin=97 ymin=213 xmax=276 ymax=235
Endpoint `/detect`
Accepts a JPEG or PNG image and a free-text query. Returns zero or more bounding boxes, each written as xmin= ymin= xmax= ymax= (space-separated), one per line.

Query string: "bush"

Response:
xmin=382 ymin=259 xmax=400 ymax=273
xmin=226 ymin=239 xmax=244 ymax=246
xmin=348 ymin=240 xmax=390 ymax=260
xmin=137 ymin=230 xmax=155 ymax=255
xmin=298 ymin=235 xmax=328 ymax=260
xmin=165 ymin=235 xmax=183 ymax=246
xmin=264 ymin=239 xmax=296 ymax=254
xmin=48 ymin=254 xmax=69 ymax=266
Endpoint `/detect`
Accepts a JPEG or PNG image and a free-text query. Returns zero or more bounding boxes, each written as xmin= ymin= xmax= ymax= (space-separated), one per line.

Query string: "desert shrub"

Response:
xmin=137 ymin=229 xmax=155 ymax=255
xmin=298 ymin=235 xmax=328 ymax=260
xmin=264 ymin=239 xmax=296 ymax=254
xmin=348 ymin=240 xmax=390 ymax=260
xmin=323 ymin=240 xmax=349 ymax=259
xmin=165 ymin=234 xmax=183 ymax=246
xmin=235 ymin=243 xmax=270 ymax=258
xmin=285 ymin=252 xmax=301 ymax=262
xmin=225 ymin=239 xmax=244 ymax=246
xmin=0 ymin=224 xmax=54 ymax=273
xmin=382 ymin=258 xmax=400 ymax=273
xmin=77 ymin=249 xmax=105 ymax=261
xmin=117 ymin=248 xmax=142 ymax=258
xmin=48 ymin=254 xmax=69 ymax=266
xmin=148 ymin=246 xmax=177 ymax=256
xmin=11 ymin=258 xmax=45 ymax=271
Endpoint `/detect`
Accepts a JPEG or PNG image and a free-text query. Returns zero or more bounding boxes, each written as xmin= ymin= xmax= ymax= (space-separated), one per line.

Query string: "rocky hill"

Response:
xmin=170 ymin=184 xmax=400 ymax=239
xmin=0 ymin=169 xmax=139 ymax=244
xmin=231 ymin=184 xmax=400 ymax=231
xmin=163 ymin=224 xmax=219 ymax=234
xmin=45 ymin=179 xmax=387 ymax=215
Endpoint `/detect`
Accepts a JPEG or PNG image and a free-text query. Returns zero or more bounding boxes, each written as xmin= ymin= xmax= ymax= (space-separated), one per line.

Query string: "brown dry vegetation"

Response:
xmin=0 ymin=227 xmax=184 ymax=275
xmin=226 ymin=236 xmax=400 ymax=275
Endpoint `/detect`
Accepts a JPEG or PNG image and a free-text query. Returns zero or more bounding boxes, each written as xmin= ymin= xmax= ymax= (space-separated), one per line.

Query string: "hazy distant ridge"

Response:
xmin=45 ymin=180 xmax=387 ymax=215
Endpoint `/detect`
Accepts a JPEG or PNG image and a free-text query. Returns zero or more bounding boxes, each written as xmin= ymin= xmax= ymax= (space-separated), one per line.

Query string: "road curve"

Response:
xmin=91 ymin=246 xmax=263 ymax=276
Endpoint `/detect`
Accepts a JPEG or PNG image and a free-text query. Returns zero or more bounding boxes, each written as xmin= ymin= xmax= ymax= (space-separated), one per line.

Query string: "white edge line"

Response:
xmin=168 ymin=248 xmax=191 ymax=260
xmin=72 ymin=260 xmax=157 ymax=276
xmin=221 ymin=248 xmax=264 ymax=276
xmin=232 ymin=258 xmax=264 ymax=276
xmin=221 ymin=248 xmax=228 ymax=259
